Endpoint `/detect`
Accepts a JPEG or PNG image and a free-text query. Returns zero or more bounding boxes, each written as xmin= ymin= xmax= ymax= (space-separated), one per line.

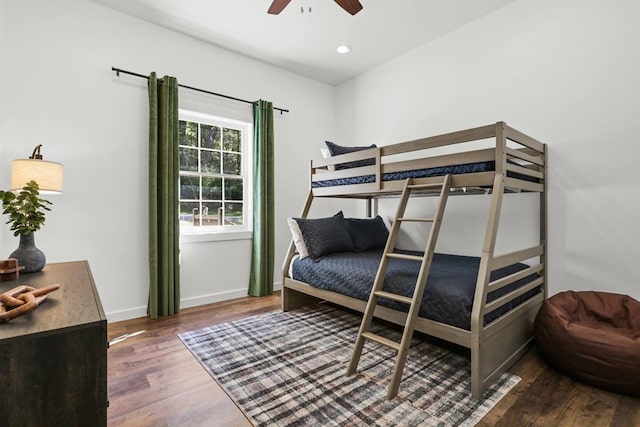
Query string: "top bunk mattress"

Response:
xmin=312 ymin=161 xmax=492 ymax=188
xmin=312 ymin=160 xmax=537 ymax=189
xmin=291 ymin=249 xmax=540 ymax=331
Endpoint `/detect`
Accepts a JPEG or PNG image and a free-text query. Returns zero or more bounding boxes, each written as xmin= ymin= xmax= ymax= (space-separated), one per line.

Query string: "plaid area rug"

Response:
xmin=179 ymin=305 xmax=520 ymax=426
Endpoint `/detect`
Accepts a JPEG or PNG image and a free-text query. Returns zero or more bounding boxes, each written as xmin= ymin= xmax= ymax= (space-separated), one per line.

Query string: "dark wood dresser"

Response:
xmin=0 ymin=261 xmax=107 ymax=427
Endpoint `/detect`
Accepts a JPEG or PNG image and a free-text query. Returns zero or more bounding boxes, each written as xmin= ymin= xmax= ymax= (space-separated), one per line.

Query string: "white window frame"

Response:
xmin=178 ymin=109 xmax=253 ymax=242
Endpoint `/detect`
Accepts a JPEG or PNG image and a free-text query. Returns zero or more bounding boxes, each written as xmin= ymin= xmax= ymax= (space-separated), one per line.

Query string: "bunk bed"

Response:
xmin=281 ymin=121 xmax=547 ymax=399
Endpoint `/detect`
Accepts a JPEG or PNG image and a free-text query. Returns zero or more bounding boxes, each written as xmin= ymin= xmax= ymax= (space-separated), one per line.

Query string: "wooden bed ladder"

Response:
xmin=345 ymin=174 xmax=452 ymax=400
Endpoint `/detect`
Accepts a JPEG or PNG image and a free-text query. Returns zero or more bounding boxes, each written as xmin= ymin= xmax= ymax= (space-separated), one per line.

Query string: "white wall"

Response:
xmin=335 ymin=0 xmax=640 ymax=299
xmin=0 ymin=0 xmax=4 ymax=245
xmin=3 ymin=0 xmax=638 ymax=320
xmin=0 ymin=0 xmax=335 ymax=321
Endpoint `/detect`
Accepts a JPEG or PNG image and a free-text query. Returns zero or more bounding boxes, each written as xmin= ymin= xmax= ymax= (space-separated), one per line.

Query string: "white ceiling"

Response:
xmin=91 ymin=0 xmax=518 ymax=85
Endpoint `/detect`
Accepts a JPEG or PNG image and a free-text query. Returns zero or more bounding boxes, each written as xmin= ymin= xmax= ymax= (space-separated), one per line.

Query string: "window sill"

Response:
xmin=180 ymin=230 xmax=253 ymax=243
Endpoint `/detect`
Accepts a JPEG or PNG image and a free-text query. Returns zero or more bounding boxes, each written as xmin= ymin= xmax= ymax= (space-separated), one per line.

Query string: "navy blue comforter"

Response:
xmin=312 ymin=161 xmax=493 ymax=188
xmin=312 ymin=160 xmax=537 ymax=188
xmin=291 ymin=249 xmax=540 ymax=331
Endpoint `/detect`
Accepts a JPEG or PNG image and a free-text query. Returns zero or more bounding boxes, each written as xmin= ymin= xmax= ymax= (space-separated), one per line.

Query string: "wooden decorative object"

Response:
xmin=0 ymin=284 xmax=60 ymax=323
xmin=0 ymin=259 xmax=25 ymax=282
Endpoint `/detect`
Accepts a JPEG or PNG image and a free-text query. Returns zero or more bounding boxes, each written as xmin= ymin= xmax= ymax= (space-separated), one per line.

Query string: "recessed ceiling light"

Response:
xmin=336 ymin=45 xmax=351 ymax=54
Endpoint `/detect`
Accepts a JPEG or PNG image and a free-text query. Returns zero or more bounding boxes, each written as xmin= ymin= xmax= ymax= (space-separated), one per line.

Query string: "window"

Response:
xmin=178 ymin=110 xmax=252 ymax=236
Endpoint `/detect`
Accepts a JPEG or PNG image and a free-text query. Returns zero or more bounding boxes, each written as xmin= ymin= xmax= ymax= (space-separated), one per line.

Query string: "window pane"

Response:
xmin=179 ymin=121 xmax=198 ymax=147
xmin=203 ymin=201 xmax=222 ymax=214
xmin=223 ymin=128 xmax=242 ymax=152
xmin=203 ymin=202 xmax=222 ymax=220
xmin=180 ymin=176 xmax=200 ymax=200
xmin=202 ymin=177 xmax=222 ymax=200
xmin=224 ymin=178 xmax=243 ymax=201
xmin=199 ymin=202 xmax=222 ymax=226
xmin=180 ymin=147 xmax=198 ymax=172
xmin=224 ymin=202 xmax=243 ymax=226
xmin=201 ymin=125 xmax=221 ymax=149
xmin=201 ymin=150 xmax=221 ymax=174
xmin=223 ymin=153 xmax=241 ymax=175
xmin=179 ymin=202 xmax=199 ymax=226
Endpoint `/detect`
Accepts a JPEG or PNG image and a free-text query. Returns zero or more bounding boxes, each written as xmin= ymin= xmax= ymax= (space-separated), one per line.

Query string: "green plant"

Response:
xmin=0 ymin=180 xmax=52 ymax=236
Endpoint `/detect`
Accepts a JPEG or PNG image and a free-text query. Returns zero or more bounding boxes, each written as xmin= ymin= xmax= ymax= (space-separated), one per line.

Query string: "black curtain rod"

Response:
xmin=111 ymin=67 xmax=289 ymax=114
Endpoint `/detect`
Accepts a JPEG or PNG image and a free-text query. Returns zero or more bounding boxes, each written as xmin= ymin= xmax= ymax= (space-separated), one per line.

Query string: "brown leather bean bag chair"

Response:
xmin=534 ymin=290 xmax=640 ymax=396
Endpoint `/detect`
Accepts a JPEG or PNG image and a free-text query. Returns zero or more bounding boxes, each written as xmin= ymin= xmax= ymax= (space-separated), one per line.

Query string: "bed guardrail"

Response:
xmin=310 ymin=122 xmax=546 ymax=197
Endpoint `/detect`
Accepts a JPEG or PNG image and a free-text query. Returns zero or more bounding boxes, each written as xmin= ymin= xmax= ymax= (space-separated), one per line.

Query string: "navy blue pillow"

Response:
xmin=345 ymin=216 xmax=389 ymax=252
xmin=325 ymin=141 xmax=377 ymax=170
xmin=294 ymin=211 xmax=354 ymax=261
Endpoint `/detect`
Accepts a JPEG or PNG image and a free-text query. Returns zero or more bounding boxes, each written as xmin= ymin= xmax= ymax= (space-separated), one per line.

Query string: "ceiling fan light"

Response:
xmin=337 ymin=45 xmax=351 ymax=54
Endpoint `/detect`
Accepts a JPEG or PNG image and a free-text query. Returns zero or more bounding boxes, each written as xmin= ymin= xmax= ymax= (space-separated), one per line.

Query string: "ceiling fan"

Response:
xmin=268 ymin=0 xmax=363 ymax=16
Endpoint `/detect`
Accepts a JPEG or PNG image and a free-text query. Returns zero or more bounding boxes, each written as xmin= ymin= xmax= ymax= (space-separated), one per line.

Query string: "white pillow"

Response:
xmin=287 ymin=217 xmax=309 ymax=259
xmin=320 ymin=147 xmax=335 ymax=171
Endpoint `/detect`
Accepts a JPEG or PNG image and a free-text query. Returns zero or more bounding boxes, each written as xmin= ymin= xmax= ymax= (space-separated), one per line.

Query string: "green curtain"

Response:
xmin=148 ymin=72 xmax=180 ymax=318
xmin=248 ymin=100 xmax=275 ymax=297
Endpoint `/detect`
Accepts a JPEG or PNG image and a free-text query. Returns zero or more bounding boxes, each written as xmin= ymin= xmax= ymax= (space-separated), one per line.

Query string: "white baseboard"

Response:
xmin=107 ymin=306 xmax=148 ymax=323
xmin=180 ymin=288 xmax=249 ymax=309
xmin=106 ymin=281 xmax=282 ymax=323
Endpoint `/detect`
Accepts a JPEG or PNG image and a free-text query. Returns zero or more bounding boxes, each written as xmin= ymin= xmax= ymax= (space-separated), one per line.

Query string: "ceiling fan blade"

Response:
xmin=268 ymin=0 xmax=292 ymax=14
xmin=334 ymin=0 xmax=363 ymax=15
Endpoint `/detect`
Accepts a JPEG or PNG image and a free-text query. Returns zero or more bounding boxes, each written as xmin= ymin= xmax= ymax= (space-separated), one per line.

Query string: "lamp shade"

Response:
xmin=11 ymin=159 xmax=64 ymax=194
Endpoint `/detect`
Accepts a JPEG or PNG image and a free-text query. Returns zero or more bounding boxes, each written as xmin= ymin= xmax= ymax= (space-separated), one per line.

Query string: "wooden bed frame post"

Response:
xmin=541 ymin=145 xmax=548 ymax=299
xmin=281 ymin=190 xmax=316 ymax=311
xmin=470 ymin=122 xmax=506 ymax=398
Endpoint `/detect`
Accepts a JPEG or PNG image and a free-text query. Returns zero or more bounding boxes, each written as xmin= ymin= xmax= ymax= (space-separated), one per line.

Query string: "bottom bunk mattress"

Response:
xmin=290 ymin=250 xmax=540 ymax=331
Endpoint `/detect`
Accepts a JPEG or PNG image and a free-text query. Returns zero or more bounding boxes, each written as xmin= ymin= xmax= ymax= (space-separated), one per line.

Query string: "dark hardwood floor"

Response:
xmin=107 ymin=293 xmax=640 ymax=426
